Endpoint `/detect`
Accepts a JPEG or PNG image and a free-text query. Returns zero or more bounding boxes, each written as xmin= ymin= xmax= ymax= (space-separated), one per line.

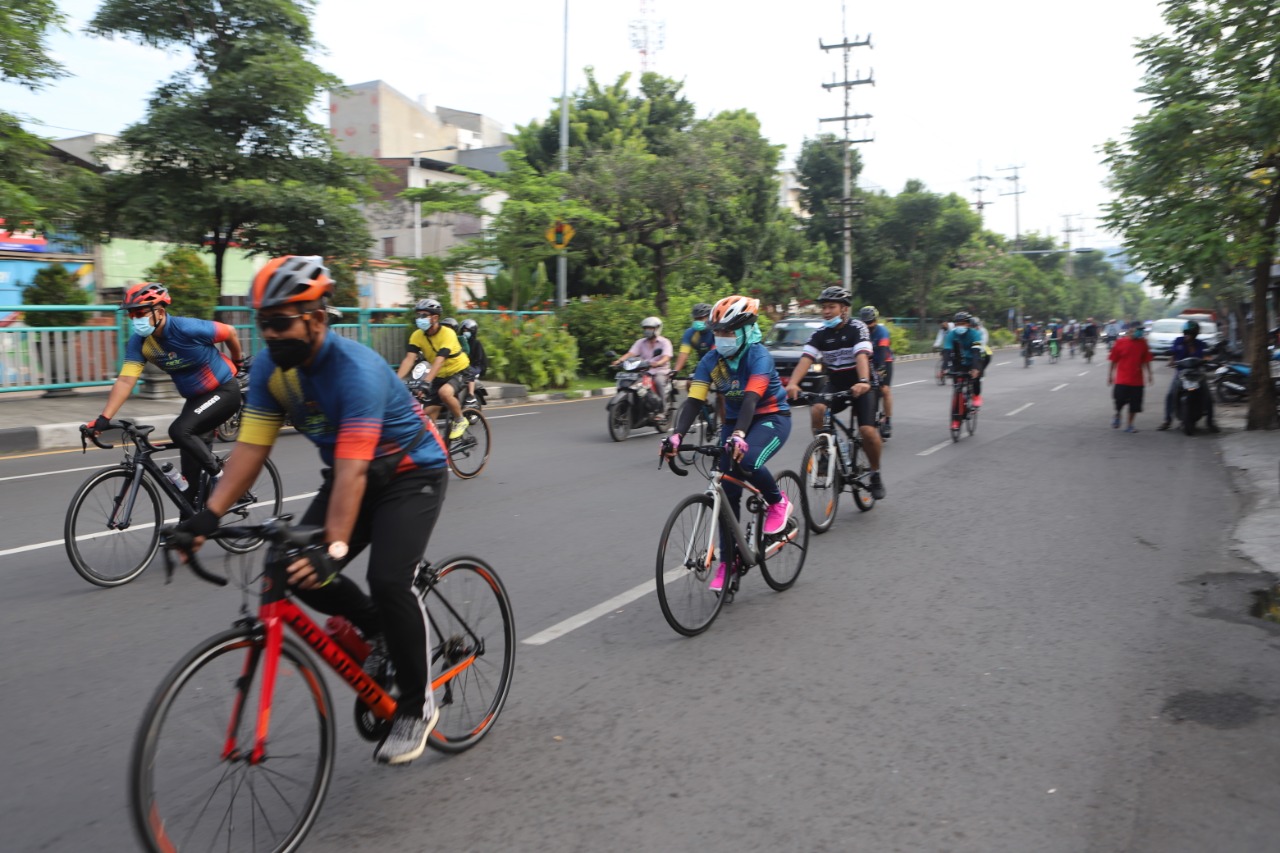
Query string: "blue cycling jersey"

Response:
xmin=688 ymin=343 xmax=789 ymax=423
xmin=120 ymin=315 xmax=235 ymax=397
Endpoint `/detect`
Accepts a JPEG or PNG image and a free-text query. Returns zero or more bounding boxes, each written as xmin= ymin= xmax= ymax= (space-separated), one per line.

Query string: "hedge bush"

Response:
xmin=481 ymin=315 xmax=578 ymax=390
xmin=558 ymin=296 xmax=651 ymax=377
xmin=990 ymin=328 xmax=1016 ymax=348
xmin=146 ymin=246 xmax=219 ymax=320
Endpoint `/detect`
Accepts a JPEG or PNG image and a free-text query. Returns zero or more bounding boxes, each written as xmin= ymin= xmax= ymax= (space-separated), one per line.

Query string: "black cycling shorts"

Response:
xmin=876 ymin=362 xmax=894 ymax=387
xmin=821 ymin=379 xmax=877 ymax=428
xmin=430 ymin=373 xmax=466 ymax=396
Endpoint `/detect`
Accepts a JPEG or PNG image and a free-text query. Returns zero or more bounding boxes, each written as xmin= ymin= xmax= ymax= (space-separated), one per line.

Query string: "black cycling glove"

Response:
xmin=177 ymin=508 xmax=220 ymax=539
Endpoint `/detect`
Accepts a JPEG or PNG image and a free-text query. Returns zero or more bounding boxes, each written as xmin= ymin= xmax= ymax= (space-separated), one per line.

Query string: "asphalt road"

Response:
xmin=3 ymin=352 xmax=1279 ymax=853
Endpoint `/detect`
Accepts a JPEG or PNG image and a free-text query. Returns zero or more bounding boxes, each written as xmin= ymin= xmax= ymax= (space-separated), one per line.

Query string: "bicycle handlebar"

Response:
xmin=659 ymin=443 xmax=724 ymax=478
xmin=796 ymin=390 xmax=852 ymax=406
xmin=79 ymin=417 xmax=152 ymax=452
xmin=159 ymin=516 xmax=328 ymax=587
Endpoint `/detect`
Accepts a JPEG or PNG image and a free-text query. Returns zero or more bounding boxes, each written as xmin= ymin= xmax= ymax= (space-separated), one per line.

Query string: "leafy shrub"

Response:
xmin=22 ymin=263 xmax=88 ymax=327
xmin=558 ymin=296 xmax=651 ymax=376
xmin=882 ymin=320 xmax=912 ymax=356
xmin=146 ymin=246 xmax=219 ymax=319
xmin=990 ymin=328 xmax=1016 ymax=347
xmin=482 ymin=315 xmax=578 ymax=390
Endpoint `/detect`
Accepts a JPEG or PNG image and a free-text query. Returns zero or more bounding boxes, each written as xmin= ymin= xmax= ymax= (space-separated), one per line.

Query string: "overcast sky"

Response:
xmin=6 ymin=0 xmax=1168 ymax=248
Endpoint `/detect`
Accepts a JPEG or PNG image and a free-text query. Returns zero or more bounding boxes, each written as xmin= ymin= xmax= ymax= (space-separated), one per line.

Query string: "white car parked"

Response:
xmin=1147 ymin=317 xmax=1220 ymax=357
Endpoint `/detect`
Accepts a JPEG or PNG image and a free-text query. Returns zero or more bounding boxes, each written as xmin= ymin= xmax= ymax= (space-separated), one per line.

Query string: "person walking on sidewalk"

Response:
xmin=86 ymin=282 xmax=244 ymax=505
xmin=1108 ymin=325 xmax=1154 ymax=432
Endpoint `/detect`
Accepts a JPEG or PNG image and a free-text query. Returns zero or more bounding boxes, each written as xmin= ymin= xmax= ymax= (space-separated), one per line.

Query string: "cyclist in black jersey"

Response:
xmin=784 ymin=286 xmax=886 ymax=500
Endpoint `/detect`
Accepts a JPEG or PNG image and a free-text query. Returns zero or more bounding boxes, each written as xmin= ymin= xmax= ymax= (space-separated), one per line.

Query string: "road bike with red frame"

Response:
xmin=949 ymin=372 xmax=979 ymax=442
xmin=130 ymin=518 xmax=515 ymax=853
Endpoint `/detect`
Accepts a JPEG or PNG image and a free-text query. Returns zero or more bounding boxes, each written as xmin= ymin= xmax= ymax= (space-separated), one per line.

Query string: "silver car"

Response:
xmin=1148 ymin=318 xmax=1220 ymax=357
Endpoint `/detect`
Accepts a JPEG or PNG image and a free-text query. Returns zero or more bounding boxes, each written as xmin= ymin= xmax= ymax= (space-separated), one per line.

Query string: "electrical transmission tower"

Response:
xmin=629 ymin=0 xmax=665 ymax=72
xmin=819 ymin=1 xmax=874 ymax=292
xmin=998 ymin=165 xmax=1026 ymax=251
xmin=970 ymin=168 xmax=994 ymax=224
xmin=1061 ymin=213 xmax=1083 ymax=278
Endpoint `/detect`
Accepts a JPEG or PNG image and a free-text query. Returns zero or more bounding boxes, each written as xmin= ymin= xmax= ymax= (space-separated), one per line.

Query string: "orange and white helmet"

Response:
xmin=710 ymin=295 xmax=759 ymax=333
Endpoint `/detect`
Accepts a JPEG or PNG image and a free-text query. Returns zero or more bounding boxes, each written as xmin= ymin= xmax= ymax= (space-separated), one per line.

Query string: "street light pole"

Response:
xmin=409 ymin=146 xmax=458 ymax=260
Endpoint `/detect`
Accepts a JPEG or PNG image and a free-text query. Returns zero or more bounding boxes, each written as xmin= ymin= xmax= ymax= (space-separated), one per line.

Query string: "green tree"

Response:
xmin=796 ymin=135 xmax=865 ymax=279
xmin=22 ymin=263 xmax=87 ymax=326
xmin=145 ymin=246 xmax=219 ymax=320
xmin=1103 ymin=0 xmax=1279 ymax=429
xmin=875 ymin=180 xmax=981 ymax=322
xmin=87 ymin=0 xmax=380 ymax=288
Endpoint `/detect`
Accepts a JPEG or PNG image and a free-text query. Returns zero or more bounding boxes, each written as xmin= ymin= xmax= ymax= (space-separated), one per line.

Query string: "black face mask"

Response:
xmin=266 ymin=336 xmax=313 ymax=370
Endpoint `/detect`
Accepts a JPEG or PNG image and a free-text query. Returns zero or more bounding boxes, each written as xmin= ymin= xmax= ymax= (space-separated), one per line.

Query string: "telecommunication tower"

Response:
xmin=629 ymin=0 xmax=666 ymax=72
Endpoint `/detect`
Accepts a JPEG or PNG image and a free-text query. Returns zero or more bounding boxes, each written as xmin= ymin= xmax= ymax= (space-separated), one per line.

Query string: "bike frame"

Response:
xmin=816 ymin=397 xmax=869 ymax=489
xmin=233 ymin=558 xmax=480 ymax=765
xmin=104 ymin=432 xmax=210 ymax=529
xmin=950 ymin=373 xmax=974 ymax=417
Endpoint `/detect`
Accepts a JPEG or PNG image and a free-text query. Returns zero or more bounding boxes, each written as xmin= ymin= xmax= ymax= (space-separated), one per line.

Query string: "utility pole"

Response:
xmin=556 ymin=0 xmax=570 ymax=307
xmin=969 ymin=167 xmax=994 ymax=225
xmin=1061 ymin=213 xmax=1082 ymax=279
xmin=997 ymin=165 xmax=1025 ymax=252
xmin=820 ymin=1 xmax=874 ymax=293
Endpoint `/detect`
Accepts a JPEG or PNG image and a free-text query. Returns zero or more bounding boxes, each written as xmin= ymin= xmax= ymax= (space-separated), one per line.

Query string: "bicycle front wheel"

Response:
xmin=421 ymin=556 xmax=516 ymax=753
xmin=656 ymin=494 xmax=724 ymax=636
xmin=65 ymin=467 xmax=163 ymax=587
xmin=799 ymin=437 xmax=840 ymax=533
xmin=849 ymin=440 xmax=876 ymax=512
xmin=216 ymin=457 xmax=284 ymax=554
xmin=967 ymin=402 xmax=979 ymax=435
xmin=759 ymin=470 xmax=809 ymax=591
xmin=130 ymin=628 xmax=334 ymax=853
xmin=448 ymin=408 xmax=491 ymax=479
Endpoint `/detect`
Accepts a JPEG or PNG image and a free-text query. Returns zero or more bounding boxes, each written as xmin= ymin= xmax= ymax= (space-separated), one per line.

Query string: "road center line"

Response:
xmin=484 ymin=412 xmax=538 ymax=420
xmin=1006 ymin=403 xmax=1034 ymax=416
xmin=996 ymin=361 xmax=1011 ymax=366
xmin=917 ymin=440 xmax=953 ymax=457
xmin=0 ymin=491 xmax=319 ymax=560
xmin=0 ymin=455 xmax=184 ymax=483
xmin=1052 ymin=383 xmax=1069 ymax=391
xmin=1077 ymin=371 xmax=1090 ymax=377
xmin=523 ymin=575 xmax=673 ymax=645
xmin=894 ymin=379 xmax=926 ymax=387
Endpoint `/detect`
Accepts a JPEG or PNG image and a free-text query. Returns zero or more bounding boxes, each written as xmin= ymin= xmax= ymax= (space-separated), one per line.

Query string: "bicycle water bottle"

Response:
xmin=837 ymin=434 xmax=851 ymax=468
xmin=325 ymin=616 xmax=370 ymax=664
xmin=160 ymin=462 xmax=188 ymax=492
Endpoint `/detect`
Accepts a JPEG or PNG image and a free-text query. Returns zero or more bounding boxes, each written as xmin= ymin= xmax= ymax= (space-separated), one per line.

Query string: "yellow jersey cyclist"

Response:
xmin=660 ymin=295 xmax=793 ymax=592
xmin=395 ymin=298 xmax=471 ymax=440
xmin=177 ymin=255 xmax=451 ymax=766
xmin=87 ymin=282 xmax=244 ymax=507
xmin=785 ymin=286 xmax=886 ymax=500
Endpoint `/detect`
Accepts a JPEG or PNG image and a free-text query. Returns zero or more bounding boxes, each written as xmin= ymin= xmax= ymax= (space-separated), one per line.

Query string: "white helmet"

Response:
xmin=641 ymin=316 xmax=662 ymax=330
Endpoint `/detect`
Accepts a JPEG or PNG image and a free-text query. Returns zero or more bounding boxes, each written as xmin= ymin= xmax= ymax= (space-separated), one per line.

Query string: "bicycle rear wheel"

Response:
xmin=65 ymin=467 xmax=164 ymax=587
xmin=215 ymin=405 xmax=242 ymax=442
xmin=130 ymin=628 xmax=334 ymax=853
xmin=967 ymin=401 xmax=979 ymax=435
xmin=849 ymin=440 xmax=876 ymax=512
xmin=216 ymin=457 xmax=284 ymax=554
xmin=799 ymin=437 xmax=840 ymax=533
xmin=420 ymin=556 xmax=516 ymax=753
xmin=656 ymin=494 xmax=725 ymax=636
xmin=448 ymin=408 xmax=491 ymax=479
xmin=759 ymin=470 xmax=808 ymax=591
xmin=936 ymin=357 xmax=947 ymax=385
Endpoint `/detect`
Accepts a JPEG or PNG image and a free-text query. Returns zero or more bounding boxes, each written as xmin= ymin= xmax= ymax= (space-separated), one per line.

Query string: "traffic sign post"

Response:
xmin=546 ymin=221 xmax=575 ymax=249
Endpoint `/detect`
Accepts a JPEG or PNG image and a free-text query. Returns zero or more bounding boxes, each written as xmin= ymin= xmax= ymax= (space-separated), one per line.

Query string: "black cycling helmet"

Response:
xmin=441 ymin=317 xmax=459 ymax=330
xmin=691 ymin=302 xmax=712 ymax=320
xmin=415 ymin=298 xmax=442 ymax=315
xmin=818 ymin=285 xmax=852 ymax=305
xmin=858 ymin=305 xmax=879 ymax=323
xmin=1183 ymin=319 xmax=1200 ymax=335
xmin=953 ymin=311 xmax=972 ymax=323
xmin=461 ymin=318 xmax=478 ymax=335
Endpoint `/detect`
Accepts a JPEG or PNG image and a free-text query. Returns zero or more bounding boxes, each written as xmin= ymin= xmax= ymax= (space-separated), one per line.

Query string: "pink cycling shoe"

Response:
xmin=763 ymin=494 xmax=792 ymax=535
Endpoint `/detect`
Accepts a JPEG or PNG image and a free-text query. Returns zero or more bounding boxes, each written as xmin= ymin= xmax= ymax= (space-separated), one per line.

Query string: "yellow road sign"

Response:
xmin=546 ymin=221 xmax=575 ymax=248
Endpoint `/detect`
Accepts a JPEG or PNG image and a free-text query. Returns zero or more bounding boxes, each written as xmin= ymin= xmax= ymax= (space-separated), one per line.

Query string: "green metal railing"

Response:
xmin=0 ymin=305 xmax=556 ymax=393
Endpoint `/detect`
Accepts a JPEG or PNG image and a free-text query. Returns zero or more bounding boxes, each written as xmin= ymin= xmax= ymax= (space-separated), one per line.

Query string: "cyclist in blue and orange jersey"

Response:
xmin=177 ymin=255 xmax=451 ymax=766
xmin=672 ymin=302 xmax=715 ymax=376
xmin=783 ymin=286 xmax=886 ymax=500
xmin=944 ymin=311 xmax=987 ymax=428
xmin=661 ymin=295 xmax=792 ymax=592
xmin=87 ymin=282 xmax=244 ymax=505
xmin=859 ymin=305 xmax=895 ymax=438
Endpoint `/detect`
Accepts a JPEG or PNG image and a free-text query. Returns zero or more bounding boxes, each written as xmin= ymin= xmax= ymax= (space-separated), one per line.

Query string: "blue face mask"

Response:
xmin=692 ymin=320 xmax=707 ymax=331
xmin=415 ymin=317 xmax=434 ymax=332
xmin=714 ymin=334 xmax=740 ymax=358
xmin=823 ymin=316 xmax=843 ymax=329
xmin=132 ymin=316 xmax=156 ymax=337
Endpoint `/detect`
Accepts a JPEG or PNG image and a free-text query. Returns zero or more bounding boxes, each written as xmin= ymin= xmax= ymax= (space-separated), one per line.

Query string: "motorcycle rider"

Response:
xmin=1158 ymin=319 xmax=1219 ymax=433
xmin=609 ymin=317 xmax=673 ymax=425
xmin=660 ymin=295 xmax=793 ymax=592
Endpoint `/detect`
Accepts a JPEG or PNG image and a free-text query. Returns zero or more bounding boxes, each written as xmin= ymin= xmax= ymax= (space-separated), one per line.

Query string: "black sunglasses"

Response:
xmin=257 ymin=313 xmax=308 ymax=332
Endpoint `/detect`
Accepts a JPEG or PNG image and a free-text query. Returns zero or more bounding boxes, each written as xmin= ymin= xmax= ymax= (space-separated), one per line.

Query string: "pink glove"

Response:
xmin=661 ymin=433 xmax=681 ymax=456
xmin=726 ymin=434 xmax=748 ymax=458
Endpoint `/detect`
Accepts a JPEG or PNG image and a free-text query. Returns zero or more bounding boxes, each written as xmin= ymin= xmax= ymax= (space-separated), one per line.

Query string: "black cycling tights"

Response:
xmin=295 ymin=466 xmax=449 ymax=719
xmin=169 ymin=378 xmax=241 ymax=495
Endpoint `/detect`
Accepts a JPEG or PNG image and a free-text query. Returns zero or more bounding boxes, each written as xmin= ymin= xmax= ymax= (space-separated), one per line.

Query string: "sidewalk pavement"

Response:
xmin=1215 ymin=403 xmax=1280 ymax=573
xmin=0 ymin=381 xmax=614 ymax=454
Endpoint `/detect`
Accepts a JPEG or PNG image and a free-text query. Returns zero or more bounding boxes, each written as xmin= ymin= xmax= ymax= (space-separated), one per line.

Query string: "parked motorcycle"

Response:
xmin=1213 ymin=348 xmax=1280 ymax=404
xmin=605 ymin=351 xmax=677 ymax=441
xmin=1173 ymin=356 xmax=1213 ymax=435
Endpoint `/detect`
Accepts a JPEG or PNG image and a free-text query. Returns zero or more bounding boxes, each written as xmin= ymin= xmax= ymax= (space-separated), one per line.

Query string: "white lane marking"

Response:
xmin=1007 ymin=403 xmax=1034 ymax=416
xmin=917 ymin=440 xmax=953 ymax=457
xmin=0 ymin=455 xmax=182 ymax=483
xmin=1052 ymin=383 xmax=1069 ymax=391
xmin=1077 ymin=371 xmax=1090 ymax=377
xmin=996 ymin=361 xmax=1011 ymax=366
xmin=484 ymin=412 xmax=538 ymax=420
xmin=0 ymin=491 xmax=318 ymax=559
xmin=894 ymin=379 xmax=926 ymax=387
xmin=523 ymin=574 xmax=671 ymax=645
